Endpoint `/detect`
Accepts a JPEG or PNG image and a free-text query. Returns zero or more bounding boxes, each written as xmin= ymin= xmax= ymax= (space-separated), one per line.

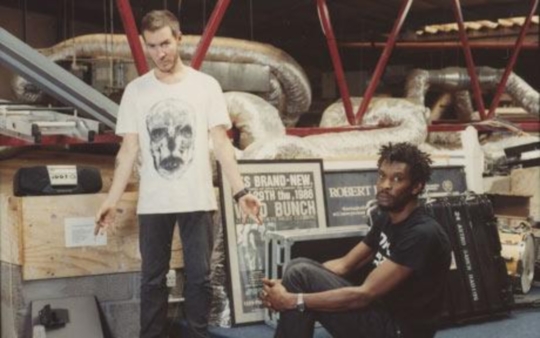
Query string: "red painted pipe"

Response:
xmin=316 ymin=0 xmax=354 ymax=126
xmin=339 ymin=41 xmax=539 ymax=50
xmin=451 ymin=0 xmax=486 ymax=120
xmin=487 ymin=0 xmax=539 ymax=119
xmin=0 ymin=133 xmax=121 ymax=147
xmin=2 ymin=120 xmax=539 ymax=146
xmin=191 ymin=0 xmax=231 ymax=70
xmin=355 ymin=0 xmax=413 ymax=125
xmin=116 ymin=0 xmax=148 ymax=75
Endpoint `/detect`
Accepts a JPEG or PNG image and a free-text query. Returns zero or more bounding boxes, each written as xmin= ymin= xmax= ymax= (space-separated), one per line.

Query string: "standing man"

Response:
xmin=262 ymin=142 xmax=451 ymax=338
xmin=95 ymin=10 xmax=262 ymax=338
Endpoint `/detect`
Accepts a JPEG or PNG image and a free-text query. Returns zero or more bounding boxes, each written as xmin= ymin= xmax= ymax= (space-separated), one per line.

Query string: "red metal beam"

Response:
xmin=339 ymin=41 xmax=539 ymax=50
xmin=3 ymin=120 xmax=538 ymax=147
xmin=116 ymin=0 xmax=148 ymax=75
xmin=191 ymin=0 xmax=231 ymax=70
xmin=355 ymin=0 xmax=413 ymax=125
xmin=451 ymin=0 xmax=486 ymax=120
xmin=487 ymin=0 xmax=539 ymax=119
xmin=286 ymin=125 xmax=381 ymax=137
xmin=316 ymin=0 xmax=354 ymax=126
xmin=0 ymin=133 xmax=121 ymax=147
xmin=429 ymin=121 xmax=540 ymax=133
xmin=285 ymin=120 xmax=540 ymax=136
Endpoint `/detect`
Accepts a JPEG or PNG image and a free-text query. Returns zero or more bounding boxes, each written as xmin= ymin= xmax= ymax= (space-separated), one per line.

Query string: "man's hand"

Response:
xmin=94 ymin=202 xmax=117 ymax=235
xmin=239 ymin=193 xmax=263 ymax=225
xmin=260 ymin=278 xmax=296 ymax=312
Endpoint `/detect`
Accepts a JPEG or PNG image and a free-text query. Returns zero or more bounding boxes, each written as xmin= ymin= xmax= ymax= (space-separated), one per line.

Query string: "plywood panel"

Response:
xmin=21 ymin=192 xmax=183 ymax=280
xmin=0 ymin=194 xmax=23 ymax=265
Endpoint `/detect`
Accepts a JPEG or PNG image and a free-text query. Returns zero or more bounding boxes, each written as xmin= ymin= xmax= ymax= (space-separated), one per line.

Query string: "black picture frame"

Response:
xmin=323 ymin=161 xmax=467 ymax=227
xmin=219 ymin=159 xmax=327 ymax=324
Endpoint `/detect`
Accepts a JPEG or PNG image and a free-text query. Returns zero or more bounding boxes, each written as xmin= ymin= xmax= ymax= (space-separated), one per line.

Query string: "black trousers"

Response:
xmin=139 ymin=211 xmax=214 ymax=338
xmin=275 ymin=258 xmax=403 ymax=338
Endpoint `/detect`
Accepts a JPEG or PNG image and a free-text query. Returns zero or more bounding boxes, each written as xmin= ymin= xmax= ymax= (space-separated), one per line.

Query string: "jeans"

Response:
xmin=139 ymin=211 xmax=214 ymax=338
xmin=275 ymin=258 xmax=401 ymax=338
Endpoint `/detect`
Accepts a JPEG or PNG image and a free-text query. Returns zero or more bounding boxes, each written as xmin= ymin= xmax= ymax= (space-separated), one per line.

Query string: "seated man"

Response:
xmin=261 ymin=142 xmax=451 ymax=338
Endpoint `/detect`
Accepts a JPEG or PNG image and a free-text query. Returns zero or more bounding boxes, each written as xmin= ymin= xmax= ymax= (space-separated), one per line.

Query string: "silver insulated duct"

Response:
xmin=242 ymin=97 xmax=428 ymax=160
xmin=405 ymin=67 xmax=539 ymax=119
xmin=11 ymin=34 xmax=311 ymax=127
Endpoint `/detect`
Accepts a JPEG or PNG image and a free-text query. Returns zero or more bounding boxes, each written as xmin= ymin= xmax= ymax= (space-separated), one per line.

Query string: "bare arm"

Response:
xmin=210 ymin=125 xmax=262 ymax=224
xmin=323 ymin=242 xmax=375 ymax=276
xmin=95 ymin=133 xmax=139 ymax=233
xmin=263 ymin=259 xmax=412 ymax=312
xmin=210 ymin=125 xmax=244 ymax=193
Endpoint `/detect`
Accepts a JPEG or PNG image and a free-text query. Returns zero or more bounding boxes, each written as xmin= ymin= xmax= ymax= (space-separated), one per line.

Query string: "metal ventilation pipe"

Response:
xmin=405 ymin=67 xmax=539 ymax=117
xmin=12 ymin=34 xmax=312 ymax=126
xmin=243 ymin=97 xmax=428 ymax=160
xmin=224 ymin=91 xmax=285 ymax=150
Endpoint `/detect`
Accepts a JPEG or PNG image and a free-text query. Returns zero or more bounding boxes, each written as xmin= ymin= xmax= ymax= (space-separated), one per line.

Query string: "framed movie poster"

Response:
xmin=324 ymin=163 xmax=467 ymax=227
xmin=219 ymin=159 xmax=327 ymax=324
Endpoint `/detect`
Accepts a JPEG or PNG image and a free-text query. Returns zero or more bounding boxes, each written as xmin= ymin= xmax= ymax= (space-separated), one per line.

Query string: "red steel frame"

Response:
xmin=190 ymin=0 xmax=232 ymax=70
xmin=353 ymin=0 xmax=414 ymax=124
xmin=116 ymin=0 xmax=148 ymax=75
xmin=118 ymin=0 xmax=539 ymax=135
xmin=2 ymin=0 xmax=539 ymax=147
xmin=339 ymin=41 xmax=539 ymax=50
xmin=316 ymin=0 xmax=354 ymax=125
xmin=451 ymin=0 xmax=487 ymax=120
xmin=487 ymin=0 xmax=538 ymax=119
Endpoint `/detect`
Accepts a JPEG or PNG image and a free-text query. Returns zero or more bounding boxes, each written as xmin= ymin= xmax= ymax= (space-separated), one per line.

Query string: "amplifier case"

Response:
xmin=264 ymin=225 xmax=369 ymax=327
xmin=422 ymin=194 xmax=514 ymax=325
xmin=13 ymin=165 xmax=102 ymax=196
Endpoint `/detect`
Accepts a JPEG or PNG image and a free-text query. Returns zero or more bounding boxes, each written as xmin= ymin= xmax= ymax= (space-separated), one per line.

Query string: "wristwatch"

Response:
xmin=233 ymin=188 xmax=250 ymax=203
xmin=296 ymin=293 xmax=305 ymax=312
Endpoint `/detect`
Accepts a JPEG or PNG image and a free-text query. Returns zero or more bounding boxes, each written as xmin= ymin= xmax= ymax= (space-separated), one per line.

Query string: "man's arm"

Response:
xmin=94 ymin=133 xmax=139 ymax=234
xmin=210 ymin=125 xmax=262 ymax=224
xmin=323 ymin=241 xmax=374 ymax=276
xmin=210 ymin=125 xmax=244 ymax=194
xmin=263 ymin=259 xmax=412 ymax=312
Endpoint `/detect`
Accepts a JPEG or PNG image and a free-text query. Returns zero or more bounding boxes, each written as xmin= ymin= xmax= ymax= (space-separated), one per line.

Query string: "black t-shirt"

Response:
xmin=363 ymin=207 xmax=451 ymax=329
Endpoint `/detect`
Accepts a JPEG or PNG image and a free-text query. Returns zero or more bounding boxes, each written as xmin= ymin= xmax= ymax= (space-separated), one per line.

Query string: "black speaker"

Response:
xmin=13 ymin=165 xmax=102 ymax=196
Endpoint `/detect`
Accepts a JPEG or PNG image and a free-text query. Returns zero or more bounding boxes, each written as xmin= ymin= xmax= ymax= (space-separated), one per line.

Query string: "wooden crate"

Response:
xmin=0 ymin=194 xmax=23 ymax=265
xmin=20 ymin=192 xmax=183 ymax=280
xmin=0 ymin=148 xmax=183 ymax=279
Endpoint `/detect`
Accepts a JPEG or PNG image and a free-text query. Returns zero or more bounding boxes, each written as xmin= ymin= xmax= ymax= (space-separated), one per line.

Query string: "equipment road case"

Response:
xmin=422 ymin=193 xmax=514 ymax=325
xmin=264 ymin=225 xmax=370 ymax=327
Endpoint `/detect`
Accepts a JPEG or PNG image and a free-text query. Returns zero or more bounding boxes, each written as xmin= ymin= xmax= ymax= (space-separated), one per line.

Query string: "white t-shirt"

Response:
xmin=116 ymin=67 xmax=231 ymax=214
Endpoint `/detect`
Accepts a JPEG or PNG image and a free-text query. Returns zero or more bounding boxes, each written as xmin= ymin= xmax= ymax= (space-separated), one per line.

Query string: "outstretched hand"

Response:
xmin=238 ymin=193 xmax=263 ymax=225
xmin=94 ymin=203 xmax=117 ymax=236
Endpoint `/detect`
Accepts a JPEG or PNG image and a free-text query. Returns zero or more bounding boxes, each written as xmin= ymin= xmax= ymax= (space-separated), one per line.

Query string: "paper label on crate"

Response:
xmin=64 ymin=217 xmax=107 ymax=247
xmin=47 ymin=165 xmax=78 ymax=186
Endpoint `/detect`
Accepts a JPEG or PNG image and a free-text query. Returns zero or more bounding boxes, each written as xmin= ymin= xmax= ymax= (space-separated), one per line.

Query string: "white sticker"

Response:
xmin=47 ymin=165 xmax=78 ymax=186
xmin=65 ymin=217 xmax=107 ymax=248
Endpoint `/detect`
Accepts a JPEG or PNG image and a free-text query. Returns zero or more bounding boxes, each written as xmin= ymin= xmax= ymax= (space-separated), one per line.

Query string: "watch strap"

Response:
xmin=233 ymin=188 xmax=250 ymax=203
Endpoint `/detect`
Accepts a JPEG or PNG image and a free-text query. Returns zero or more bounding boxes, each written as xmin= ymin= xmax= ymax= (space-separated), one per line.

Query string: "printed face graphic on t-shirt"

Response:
xmin=146 ymin=98 xmax=195 ymax=180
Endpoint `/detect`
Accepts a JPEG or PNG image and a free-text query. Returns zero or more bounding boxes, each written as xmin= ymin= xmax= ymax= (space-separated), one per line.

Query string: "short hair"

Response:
xmin=141 ymin=10 xmax=181 ymax=36
xmin=377 ymin=142 xmax=432 ymax=187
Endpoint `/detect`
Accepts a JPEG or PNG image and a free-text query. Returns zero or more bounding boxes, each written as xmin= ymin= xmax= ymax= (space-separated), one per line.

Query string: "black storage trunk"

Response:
xmin=422 ymin=194 xmax=514 ymax=325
